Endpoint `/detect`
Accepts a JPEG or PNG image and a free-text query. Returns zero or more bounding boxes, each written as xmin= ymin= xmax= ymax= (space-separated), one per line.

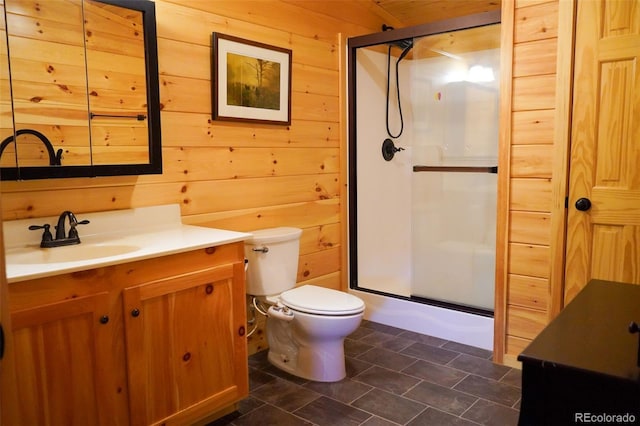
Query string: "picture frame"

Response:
xmin=211 ymin=33 xmax=292 ymax=125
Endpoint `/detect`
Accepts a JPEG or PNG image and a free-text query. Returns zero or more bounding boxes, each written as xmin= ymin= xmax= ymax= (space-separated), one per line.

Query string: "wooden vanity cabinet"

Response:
xmin=6 ymin=242 xmax=248 ymax=426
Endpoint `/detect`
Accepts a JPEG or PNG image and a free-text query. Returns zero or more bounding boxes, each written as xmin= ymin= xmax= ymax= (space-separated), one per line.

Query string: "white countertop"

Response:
xmin=4 ymin=204 xmax=252 ymax=283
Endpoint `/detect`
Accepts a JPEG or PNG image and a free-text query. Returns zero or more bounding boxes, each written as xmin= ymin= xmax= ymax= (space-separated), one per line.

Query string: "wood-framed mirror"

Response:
xmin=0 ymin=0 xmax=161 ymax=180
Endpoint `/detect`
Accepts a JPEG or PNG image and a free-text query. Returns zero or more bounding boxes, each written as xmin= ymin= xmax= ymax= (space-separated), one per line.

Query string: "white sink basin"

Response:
xmin=6 ymin=243 xmax=141 ymax=265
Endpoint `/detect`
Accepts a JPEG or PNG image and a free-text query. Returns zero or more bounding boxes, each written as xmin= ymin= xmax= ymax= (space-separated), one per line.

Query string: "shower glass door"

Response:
xmin=348 ymin=16 xmax=500 ymax=315
xmin=410 ymin=25 xmax=500 ymax=312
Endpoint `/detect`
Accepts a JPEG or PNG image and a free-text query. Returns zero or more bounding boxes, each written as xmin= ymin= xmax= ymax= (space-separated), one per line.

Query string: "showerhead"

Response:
xmin=390 ymin=39 xmax=413 ymax=51
xmin=395 ymin=39 xmax=413 ymax=62
xmin=381 ymin=24 xmax=414 ymax=54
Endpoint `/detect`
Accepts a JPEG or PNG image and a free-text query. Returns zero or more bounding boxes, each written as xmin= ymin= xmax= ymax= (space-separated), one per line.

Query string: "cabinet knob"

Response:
xmin=131 ymin=308 xmax=140 ymax=317
xmin=238 ymin=326 xmax=246 ymax=336
xmin=99 ymin=315 xmax=109 ymax=324
xmin=0 ymin=324 xmax=4 ymax=359
xmin=630 ymin=322 xmax=640 ymax=368
xmin=205 ymin=284 xmax=214 ymax=295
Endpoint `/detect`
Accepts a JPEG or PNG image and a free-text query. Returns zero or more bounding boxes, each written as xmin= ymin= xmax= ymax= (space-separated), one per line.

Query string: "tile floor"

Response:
xmin=210 ymin=320 xmax=521 ymax=426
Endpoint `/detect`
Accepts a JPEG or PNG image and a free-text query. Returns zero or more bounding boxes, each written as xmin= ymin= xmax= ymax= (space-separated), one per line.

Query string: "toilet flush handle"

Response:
xmin=252 ymin=246 xmax=269 ymax=253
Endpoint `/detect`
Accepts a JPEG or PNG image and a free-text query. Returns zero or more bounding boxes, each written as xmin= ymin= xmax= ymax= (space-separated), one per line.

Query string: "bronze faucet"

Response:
xmin=29 ymin=211 xmax=90 ymax=248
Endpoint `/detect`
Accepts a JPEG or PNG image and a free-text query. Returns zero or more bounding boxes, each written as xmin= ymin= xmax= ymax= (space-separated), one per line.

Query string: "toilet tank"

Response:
xmin=244 ymin=227 xmax=303 ymax=296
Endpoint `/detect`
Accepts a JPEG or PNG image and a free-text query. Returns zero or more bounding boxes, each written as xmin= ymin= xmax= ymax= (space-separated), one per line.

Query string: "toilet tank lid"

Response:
xmin=280 ymin=285 xmax=365 ymax=315
xmin=247 ymin=227 xmax=302 ymax=244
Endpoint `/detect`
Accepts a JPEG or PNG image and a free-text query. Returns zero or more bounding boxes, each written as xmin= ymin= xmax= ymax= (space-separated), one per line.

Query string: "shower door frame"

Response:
xmin=347 ymin=10 xmax=502 ymax=315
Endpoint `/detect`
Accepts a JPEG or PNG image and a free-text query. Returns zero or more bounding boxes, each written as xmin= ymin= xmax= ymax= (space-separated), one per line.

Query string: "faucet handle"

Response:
xmin=29 ymin=224 xmax=53 ymax=245
xmin=68 ymin=219 xmax=90 ymax=239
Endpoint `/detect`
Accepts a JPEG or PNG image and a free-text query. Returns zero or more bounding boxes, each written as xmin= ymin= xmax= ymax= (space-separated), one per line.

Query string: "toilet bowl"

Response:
xmin=245 ymin=227 xmax=365 ymax=382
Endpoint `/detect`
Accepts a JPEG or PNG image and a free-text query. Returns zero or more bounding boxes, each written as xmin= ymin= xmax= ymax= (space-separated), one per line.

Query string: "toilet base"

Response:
xmin=266 ymin=309 xmax=363 ymax=382
xmin=268 ymin=339 xmax=347 ymax=382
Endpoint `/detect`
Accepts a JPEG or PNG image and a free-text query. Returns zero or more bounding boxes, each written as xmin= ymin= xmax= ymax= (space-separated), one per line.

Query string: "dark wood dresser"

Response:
xmin=518 ymin=279 xmax=640 ymax=425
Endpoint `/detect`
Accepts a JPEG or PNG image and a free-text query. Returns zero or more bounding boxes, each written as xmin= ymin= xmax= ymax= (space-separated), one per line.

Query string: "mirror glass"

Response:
xmin=0 ymin=0 xmax=17 ymax=171
xmin=85 ymin=0 xmax=149 ymax=165
xmin=0 ymin=0 xmax=161 ymax=180
xmin=5 ymin=0 xmax=91 ymax=168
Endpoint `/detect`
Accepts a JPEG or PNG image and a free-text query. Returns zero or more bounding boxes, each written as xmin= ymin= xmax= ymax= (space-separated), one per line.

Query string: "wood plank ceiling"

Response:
xmin=286 ymin=0 xmax=502 ymax=30
xmin=375 ymin=0 xmax=501 ymax=27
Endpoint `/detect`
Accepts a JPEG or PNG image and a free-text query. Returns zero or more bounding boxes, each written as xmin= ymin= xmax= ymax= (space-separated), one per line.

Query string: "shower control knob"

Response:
xmin=382 ymin=138 xmax=404 ymax=161
xmin=575 ymin=197 xmax=592 ymax=212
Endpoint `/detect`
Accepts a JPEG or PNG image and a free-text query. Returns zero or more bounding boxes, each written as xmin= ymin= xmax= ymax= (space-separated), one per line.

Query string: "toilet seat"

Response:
xmin=280 ymin=285 xmax=365 ymax=316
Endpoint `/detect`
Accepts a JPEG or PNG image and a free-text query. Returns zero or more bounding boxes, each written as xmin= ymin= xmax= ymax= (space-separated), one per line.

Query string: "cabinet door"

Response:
xmin=10 ymin=292 xmax=118 ymax=426
xmin=123 ymin=262 xmax=248 ymax=426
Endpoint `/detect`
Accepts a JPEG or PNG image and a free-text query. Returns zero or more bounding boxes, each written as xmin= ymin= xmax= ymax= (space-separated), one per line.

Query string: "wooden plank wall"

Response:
xmin=495 ymin=0 xmax=572 ymax=366
xmin=0 ymin=1 xmax=390 ymax=353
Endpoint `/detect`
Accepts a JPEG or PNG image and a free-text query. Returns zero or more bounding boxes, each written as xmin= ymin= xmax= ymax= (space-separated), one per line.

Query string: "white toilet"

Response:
xmin=245 ymin=227 xmax=365 ymax=382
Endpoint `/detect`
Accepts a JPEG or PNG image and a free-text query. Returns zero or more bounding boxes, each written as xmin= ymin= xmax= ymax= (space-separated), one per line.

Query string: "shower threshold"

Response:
xmin=409 ymin=294 xmax=493 ymax=318
xmin=350 ymin=286 xmax=495 ymax=350
xmin=353 ymin=285 xmax=494 ymax=318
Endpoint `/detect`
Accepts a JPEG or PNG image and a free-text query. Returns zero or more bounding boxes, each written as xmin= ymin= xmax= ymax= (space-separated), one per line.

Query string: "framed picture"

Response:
xmin=212 ymin=33 xmax=292 ymax=125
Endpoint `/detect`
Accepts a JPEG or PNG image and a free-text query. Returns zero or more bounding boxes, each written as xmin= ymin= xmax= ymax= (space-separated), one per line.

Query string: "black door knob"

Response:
xmin=575 ymin=197 xmax=592 ymax=211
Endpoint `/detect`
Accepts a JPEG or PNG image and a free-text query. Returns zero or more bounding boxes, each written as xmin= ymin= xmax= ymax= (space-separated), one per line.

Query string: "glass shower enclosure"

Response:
xmin=348 ymin=13 xmax=501 ymax=315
